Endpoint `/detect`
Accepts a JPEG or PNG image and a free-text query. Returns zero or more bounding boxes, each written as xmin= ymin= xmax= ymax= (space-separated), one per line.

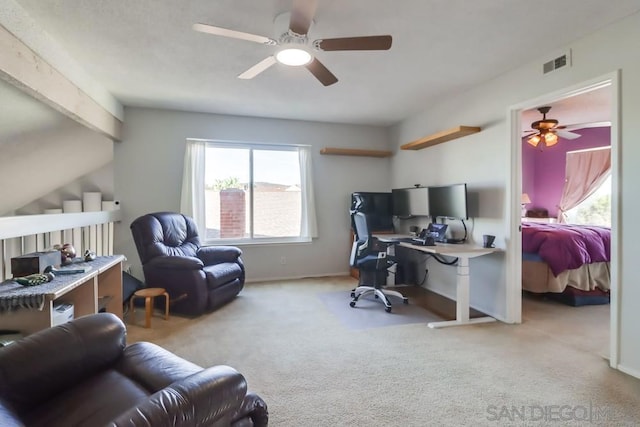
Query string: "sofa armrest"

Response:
xmin=146 ymin=255 xmax=204 ymax=270
xmin=0 ymin=313 xmax=126 ymax=414
xmin=0 ymin=401 xmax=23 ymax=427
xmin=109 ymin=366 xmax=247 ymax=427
xmin=231 ymin=391 xmax=269 ymax=427
xmin=118 ymin=342 xmax=202 ymax=391
xmin=197 ymin=245 xmax=242 ymax=265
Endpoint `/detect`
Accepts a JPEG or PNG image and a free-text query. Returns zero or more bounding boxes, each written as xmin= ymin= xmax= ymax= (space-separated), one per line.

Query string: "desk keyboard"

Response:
xmin=394 ymin=237 xmax=416 ymax=243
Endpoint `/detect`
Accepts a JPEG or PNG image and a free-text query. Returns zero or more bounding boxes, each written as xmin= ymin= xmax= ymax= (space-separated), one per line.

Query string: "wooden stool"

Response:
xmin=129 ymin=288 xmax=169 ymax=328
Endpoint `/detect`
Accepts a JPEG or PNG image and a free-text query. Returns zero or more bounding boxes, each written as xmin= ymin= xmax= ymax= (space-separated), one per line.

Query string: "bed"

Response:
xmin=521 ymin=222 xmax=611 ymax=305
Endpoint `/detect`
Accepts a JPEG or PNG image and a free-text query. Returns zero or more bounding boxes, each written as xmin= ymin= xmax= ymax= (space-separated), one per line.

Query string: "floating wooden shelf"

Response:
xmin=401 ymin=125 xmax=481 ymax=150
xmin=320 ymin=147 xmax=392 ymax=158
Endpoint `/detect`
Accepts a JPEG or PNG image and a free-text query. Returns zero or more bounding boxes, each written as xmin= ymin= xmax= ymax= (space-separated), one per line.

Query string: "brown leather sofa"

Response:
xmin=0 ymin=313 xmax=268 ymax=427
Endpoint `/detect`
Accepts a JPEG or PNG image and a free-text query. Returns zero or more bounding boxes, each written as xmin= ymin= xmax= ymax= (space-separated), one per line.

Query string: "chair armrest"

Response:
xmin=0 ymin=402 xmax=23 ymax=427
xmin=118 ymin=342 xmax=202 ymax=391
xmin=109 ymin=366 xmax=247 ymax=427
xmin=197 ymin=245 xmax=242 ymax=265
xmin=231 ymin=391 xmax=269 ymax=427
xmin=371 ymin=236 xmax=394 ymax=251
xmin=0 ymin=313 xmax=125 ymax=414
xmin=146 ymin=255 xmax=204 ymax=270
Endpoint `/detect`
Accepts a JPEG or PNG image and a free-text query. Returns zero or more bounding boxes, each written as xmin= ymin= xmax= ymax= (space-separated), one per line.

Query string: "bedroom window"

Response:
xmin=565 ymin=174 xmax=611 ymax=227
xmin=180 ymin=139 xmax=317 ymax=244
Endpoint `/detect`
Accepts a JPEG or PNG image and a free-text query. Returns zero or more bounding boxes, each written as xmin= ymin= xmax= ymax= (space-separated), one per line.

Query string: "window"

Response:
xmin=565 ymin=174 xmax=611 ymax=226
xmin=181 ymin=140 xmax=317 ymax=244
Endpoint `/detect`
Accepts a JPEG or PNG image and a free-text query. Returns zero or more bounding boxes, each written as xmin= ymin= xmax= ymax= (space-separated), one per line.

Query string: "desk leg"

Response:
xmin=427 ymin=257 xmax=496 ymax=329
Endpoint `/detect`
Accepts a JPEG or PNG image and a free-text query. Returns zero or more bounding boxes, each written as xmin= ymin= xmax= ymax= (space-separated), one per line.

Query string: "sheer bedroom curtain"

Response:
xmin=557 ymin=147 xmax=611 ymax=223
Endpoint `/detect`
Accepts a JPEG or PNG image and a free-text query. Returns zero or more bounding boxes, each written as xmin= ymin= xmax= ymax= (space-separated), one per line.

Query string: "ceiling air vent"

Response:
xmin=543 ymin=50 xmax=571 ymax=74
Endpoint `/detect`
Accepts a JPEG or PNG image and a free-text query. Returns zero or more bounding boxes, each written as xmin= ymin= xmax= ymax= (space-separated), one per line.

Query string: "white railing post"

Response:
xmin=0 ymin=210 xmax=121 ymax=279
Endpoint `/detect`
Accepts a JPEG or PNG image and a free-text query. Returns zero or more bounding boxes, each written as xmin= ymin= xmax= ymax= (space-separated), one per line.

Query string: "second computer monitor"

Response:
xmin=391 ymin=187 xmax=430 ymax=217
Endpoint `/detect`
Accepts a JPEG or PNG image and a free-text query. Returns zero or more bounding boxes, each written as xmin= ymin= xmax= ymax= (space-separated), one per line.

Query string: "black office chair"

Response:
xmin=349 ymin=211 xmax=408 ymax=312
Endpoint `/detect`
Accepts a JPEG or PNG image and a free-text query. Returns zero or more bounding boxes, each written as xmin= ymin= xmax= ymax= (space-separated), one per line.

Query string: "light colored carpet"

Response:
xmin=317 ymin=289 xmax=443 ymax=330
xmin=126 ymin=277 xmax=640 ymax=426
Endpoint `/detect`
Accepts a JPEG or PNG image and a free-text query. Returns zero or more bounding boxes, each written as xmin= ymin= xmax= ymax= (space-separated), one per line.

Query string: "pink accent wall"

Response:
xmin=521 ymin=127 xmax=610 ymax=217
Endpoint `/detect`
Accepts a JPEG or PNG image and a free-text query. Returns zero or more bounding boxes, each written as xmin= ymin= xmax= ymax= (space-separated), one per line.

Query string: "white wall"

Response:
xmin=17 ymin=163 xmax=114 ymax=215
xmin=114 ymin=107 xmax=391 ymax=281
xmin=390 ymin=12 xmax=640 ymax=375
xmin=0 ymin=124 xmax=113 ymax=215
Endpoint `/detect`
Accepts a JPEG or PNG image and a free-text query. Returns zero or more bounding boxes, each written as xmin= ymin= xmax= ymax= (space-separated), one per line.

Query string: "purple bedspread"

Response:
xmin=522 ymin=223 xmax=610 ymax=276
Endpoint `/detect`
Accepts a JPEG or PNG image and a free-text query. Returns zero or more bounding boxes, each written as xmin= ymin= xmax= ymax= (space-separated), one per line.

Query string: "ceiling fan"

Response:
xmin=192 ymin=0 xmax=392 ymax=86
xmin=524 ymin=106 xmax=583 ymax=148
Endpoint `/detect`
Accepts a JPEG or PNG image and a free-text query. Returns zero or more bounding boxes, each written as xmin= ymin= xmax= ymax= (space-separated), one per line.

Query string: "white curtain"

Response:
xmin=299 ymin=146 xmax=318 ymax=238
xmin=180 ymin=140 xmax=207 ymax=235
xmin=557 ymin=147 xmax=611 ymax=223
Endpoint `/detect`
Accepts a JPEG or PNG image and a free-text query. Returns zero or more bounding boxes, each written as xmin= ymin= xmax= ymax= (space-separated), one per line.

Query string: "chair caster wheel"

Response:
xmin=403 ymin=298 xmax=409 ymax=304
xmin=350 ymin=301 xmax=356 ymax=308
xmin=374 ymin=294 xmax=379 ymax=299
xmin=385 ymin=306 xmax=392 ymax=313
xmin=350 ymin=292 xmax=355 ymax=298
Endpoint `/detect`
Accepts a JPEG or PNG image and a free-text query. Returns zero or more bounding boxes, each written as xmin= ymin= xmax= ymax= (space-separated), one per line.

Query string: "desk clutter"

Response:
xmin=0 ymin=255 xmax=125 ymax=337
xmin=350 ymin=188 xmax=470 ymax=244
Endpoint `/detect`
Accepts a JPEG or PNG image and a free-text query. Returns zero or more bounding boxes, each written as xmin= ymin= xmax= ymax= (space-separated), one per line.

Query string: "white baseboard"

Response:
xmin=616 ymin=364 xmax=640 ymax=380
xmin=245 ymin=271 xmax=352 ymax=284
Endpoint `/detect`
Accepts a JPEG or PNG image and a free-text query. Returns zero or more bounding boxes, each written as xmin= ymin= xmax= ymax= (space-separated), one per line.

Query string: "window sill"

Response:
xmin=203 ymin=237 xmax=312 ymax=247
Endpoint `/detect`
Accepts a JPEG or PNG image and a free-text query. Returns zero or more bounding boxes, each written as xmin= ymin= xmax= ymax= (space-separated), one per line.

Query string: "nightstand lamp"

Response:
xmin=521 ymin=193 xmax=531 ymax=217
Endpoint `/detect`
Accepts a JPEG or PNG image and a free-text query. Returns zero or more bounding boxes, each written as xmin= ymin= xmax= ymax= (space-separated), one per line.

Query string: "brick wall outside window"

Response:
xmin=220 ymin=189 xmax=246 ymax=238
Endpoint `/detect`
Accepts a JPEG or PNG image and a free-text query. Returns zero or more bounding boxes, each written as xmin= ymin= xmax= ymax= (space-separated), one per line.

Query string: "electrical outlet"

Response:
xmin=280 ymin=256 xmax=286 ymax=265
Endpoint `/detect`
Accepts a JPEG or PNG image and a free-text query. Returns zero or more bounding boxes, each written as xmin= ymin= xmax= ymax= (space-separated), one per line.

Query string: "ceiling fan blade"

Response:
xmin=560 ymin=121 xmax=612 ymax=130
xmin=305 ymin=58 xmax=338 ymax=86
xmin=290 ymin=0 xmax=318 ymax=36
xmin=313 ymin=35 xmax=393 ymax=51
xmin=193 ymin=23 xmax=276 ymax=45
xmin=556 ymin=130 xmax=582 ymax=140
xmin=238 ymin=56 xmax=277 ymax=80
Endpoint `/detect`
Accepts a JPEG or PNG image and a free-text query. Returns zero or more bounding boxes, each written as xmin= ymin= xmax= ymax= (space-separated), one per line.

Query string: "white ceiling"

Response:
xmin=521 ymin=85 xmax=613 ymax=134
xmin=8 ymin=0 xmax=640 ymax=127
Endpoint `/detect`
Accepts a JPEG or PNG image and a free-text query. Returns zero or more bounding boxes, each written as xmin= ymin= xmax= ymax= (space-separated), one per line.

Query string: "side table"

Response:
xmin=129 ymin=288 xmax=170 ymax=328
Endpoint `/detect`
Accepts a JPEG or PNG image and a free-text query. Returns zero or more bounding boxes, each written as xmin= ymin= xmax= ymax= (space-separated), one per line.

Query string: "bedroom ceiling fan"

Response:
xmin=192 ymin=0 xmax=392 ymax=86
xmin=524 ymin=106 xmax=582 ymax=148
xmin=523 ymin=106 xmax=611 ymax=148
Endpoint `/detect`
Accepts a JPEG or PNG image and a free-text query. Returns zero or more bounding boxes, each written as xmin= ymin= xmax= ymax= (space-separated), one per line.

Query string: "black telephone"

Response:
xmin=412 ymin=229 xmax=435 ymax=246
xmin=428 ymin=223 xmax=448 ymax=242
xmin=410 ymin=223 xmax=449 ymax=246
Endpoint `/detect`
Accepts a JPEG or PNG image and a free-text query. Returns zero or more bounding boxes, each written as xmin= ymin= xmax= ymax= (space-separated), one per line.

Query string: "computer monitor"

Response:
xmin=427 ymin=184 xmax=468 ymax=219
xmin=391 ymin=187 xmax=429 ymax=217
xmin=350 ymin=192 xmax=393 ymax=231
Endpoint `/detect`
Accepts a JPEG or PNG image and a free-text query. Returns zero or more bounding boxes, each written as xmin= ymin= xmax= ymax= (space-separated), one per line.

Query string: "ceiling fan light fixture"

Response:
xmin=275 ymin=48 xmax=312 ymax=66
xmin=527 ymin=134 xmax=541 ymax=147
xmin=544 ymin=132 xmax=559 ymax=147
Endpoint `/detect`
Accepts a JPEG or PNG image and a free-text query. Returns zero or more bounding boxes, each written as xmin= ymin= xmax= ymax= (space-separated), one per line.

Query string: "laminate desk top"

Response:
xmin=375 ymin=234 xmax=499 ymax=258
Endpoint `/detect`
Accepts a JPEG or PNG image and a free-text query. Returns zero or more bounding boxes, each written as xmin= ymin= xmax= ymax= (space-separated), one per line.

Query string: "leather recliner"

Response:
xmin=0 ymin=313 xmax=268 ymax=427
xmin=130 ymin=212 xmax=245 ymax=316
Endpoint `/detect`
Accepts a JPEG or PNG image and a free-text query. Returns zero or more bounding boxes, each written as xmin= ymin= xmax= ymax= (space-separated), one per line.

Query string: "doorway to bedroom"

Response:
xmin=508 ymin=74 xmax=618 ymax=364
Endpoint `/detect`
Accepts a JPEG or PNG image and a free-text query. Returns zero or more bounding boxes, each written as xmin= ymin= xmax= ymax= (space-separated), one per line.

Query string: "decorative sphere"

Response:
xmin=60 ymin=243 xmax=76 ymax=265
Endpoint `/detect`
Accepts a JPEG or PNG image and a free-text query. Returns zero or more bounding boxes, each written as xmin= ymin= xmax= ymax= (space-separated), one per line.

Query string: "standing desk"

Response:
xmin=377 ymin=235 xmax=498 ymax=328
